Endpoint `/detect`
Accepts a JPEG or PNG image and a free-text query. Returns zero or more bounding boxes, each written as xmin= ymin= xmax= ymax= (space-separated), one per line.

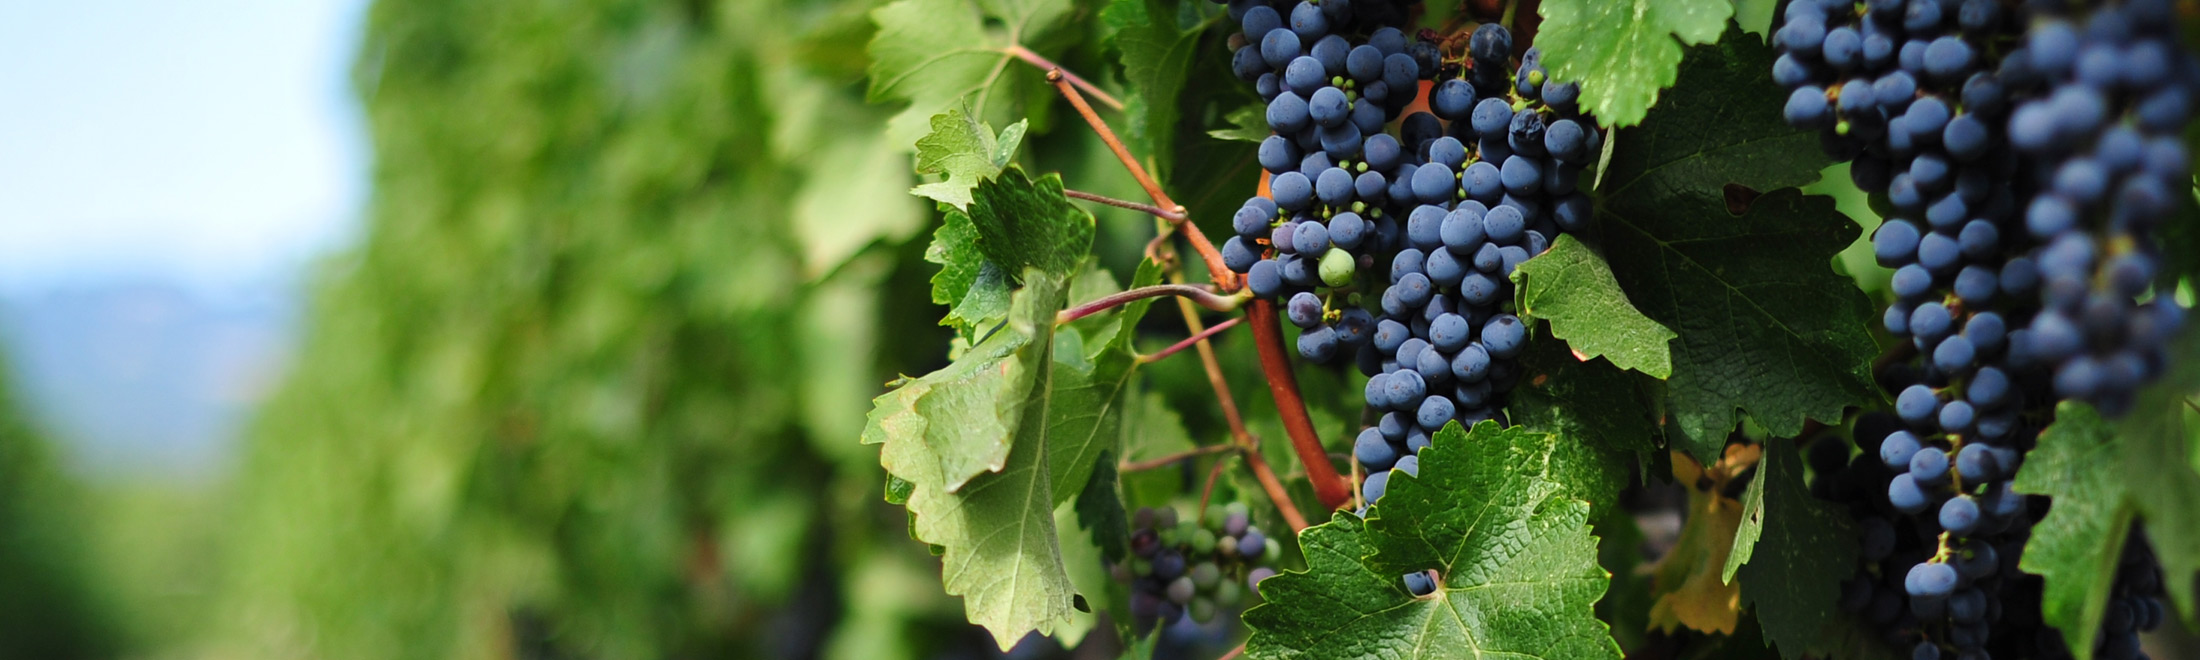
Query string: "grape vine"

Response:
xmin=860 ymin=0 xmax=2200 ymax=658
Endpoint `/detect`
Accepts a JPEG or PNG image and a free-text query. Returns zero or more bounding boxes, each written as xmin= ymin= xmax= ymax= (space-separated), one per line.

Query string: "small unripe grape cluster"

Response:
xmin=1112 ymin=502 xmax=1283 ymax=631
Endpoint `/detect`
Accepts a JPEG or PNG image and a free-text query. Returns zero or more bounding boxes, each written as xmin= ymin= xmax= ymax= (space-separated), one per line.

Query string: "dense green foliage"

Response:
xmin=6 ymin=0 xmax=2197 ymax=659
xmin=0 ymin=354 xmax=116 ymax=660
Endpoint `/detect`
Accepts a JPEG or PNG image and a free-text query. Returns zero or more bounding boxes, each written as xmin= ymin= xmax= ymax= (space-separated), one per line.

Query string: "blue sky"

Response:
xmin=0 ymin=0 xmax=369 ymax=296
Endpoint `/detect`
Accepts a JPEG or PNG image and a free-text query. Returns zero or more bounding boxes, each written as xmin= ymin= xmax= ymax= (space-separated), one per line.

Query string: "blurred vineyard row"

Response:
xmin=0 ymin=0 xmax=1242 ymax=657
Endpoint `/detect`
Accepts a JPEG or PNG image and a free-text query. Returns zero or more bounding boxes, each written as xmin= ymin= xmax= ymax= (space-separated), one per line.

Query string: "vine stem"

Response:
xmin=1154 ymin=220 xmax=1307 ymax=532
xmin=1246 ymin=299 xmax=1353 ymax=511
xmin=1140 ymin=316 xmax=1244 ymax=364
xmin=1004 ymin=45 xmax=1123 ymax=111
xmin=1119 ymin=443 xmax=1237 ymax=472
xmin=1242 ymin=443 xmax=1310 ymax=532
xmin=1065 ymin=189 xmax=1185 ymax=221
xmin=1216 ymin=643 xmax=1246 ymax=660
xmin=1045 ymin=68 xmax=1239 ymax=292
xmin=1057 ymin=284 xmax=1242 ymax=324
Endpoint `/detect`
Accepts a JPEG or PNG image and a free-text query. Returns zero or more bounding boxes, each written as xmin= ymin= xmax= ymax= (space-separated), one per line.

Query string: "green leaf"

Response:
xmin=1101 ymin=0 xmax=1208 ymax=182
xmin=1074 ymin=451 xmax=1129 ymax=563
xmin=1594 ymin=32 xmax=1878 ymax=464
xmin=1510 ymin=332 xmax=1660 ymax=470
xmin=969 ymin=166 xmax=1098 ymax=281
xmin=1731 ymin=0 xmax=1779 ymax=40
xmin=1208 ymin=103 xmax=1270 ymax=143
xmin=1245 ymin=421 xmax=1620 ymax=660
xmin=1535 ymin=0 xmax=1733 ymax=127
xmin=867 ymin=0 xmax=1074 ymax=148
xmin=1728 ymin=441 xmax=1866 ymax=660
xmin=2116 ymin=323 xmax=2200 ymax=628
xmin=2014 ymin=403 xmax=2141 ymax=660
xmin=928 ymin=208 xmax=1013 ymax=334
xmin=1513 ymin=234 xmax=1678 ymax=378
xmin=860 ymin=275 xmax=1080 ymax=648
xmin=911 ymin=106 xmax=1030 ymax=209
xmin=2017 ymin=391 xmax=2200 ymax=655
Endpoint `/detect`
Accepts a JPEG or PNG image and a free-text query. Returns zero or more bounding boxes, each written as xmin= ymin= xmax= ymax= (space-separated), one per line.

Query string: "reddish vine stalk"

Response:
xmin=1246 ymin=299 xmax=1352 ymax=510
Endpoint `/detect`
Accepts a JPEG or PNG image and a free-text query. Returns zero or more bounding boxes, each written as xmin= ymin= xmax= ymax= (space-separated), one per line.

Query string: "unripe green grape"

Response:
xmin=1205 ymin=503 xmax=1230 ymax=526
xmin=1158 ymin=527 xmax=1180 ymax=547
xmin=1191 ymin=561 xmax=1221 ymax=589
xmin=1173 ymin=519 xmax=1199 ymax=544
xmin=1214 ymin=580 xmax=1244 ymax=607
xmin=1263 ymin=538 xmax=1282 ymax=563
xmin=1190 ymin=597 xmax=1217 ymax=623
xmin=1167 ymin=576 xmax=1196 ymax=604
xmin=1319 ymin=248 xmax=1357 ymax=287
xmin=1131 ymin=557 xmax=1152 ymax=575
xmin=1219 ymin=536 xmax=1240 ymax=558
xmin=1190 ymin=529 xmax=1218 ymax=555
xmin=1225 ymin=501 xmax=1249 ymax=517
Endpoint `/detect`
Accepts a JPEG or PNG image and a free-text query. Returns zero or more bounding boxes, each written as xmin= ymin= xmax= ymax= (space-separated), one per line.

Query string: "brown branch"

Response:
xmin=1141 ymin=316 xmax=1244 ymax=364
xmin=1156 ymin=238 xmax=1304 ymax=529
xmin=1118 ymin=443 xmax=1237 ymax=472
xmin=1065 ymin=189 xmax=1185 ymax=221
xmin=1005 ymin=44 xmax=1123 ymax=111
xmin=1242 ymin=443 xmax=1311 ymax=532
xmin=1057 ymin=284 xmax=1241 ymax=324
xmin=1246 ymin=299 xmax=1353 ymax=511
xmin=1045 ymin=68 xmax=1238 ymax=292
xmin=1198 ymin=454 xmax=1232 ymax=526
xmin=1216 ymin=643 xmax=1246 ymax=660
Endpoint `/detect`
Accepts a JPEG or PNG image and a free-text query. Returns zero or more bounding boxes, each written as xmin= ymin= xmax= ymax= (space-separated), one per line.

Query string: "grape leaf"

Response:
xmin=861 ymin=274 xmax=1074 ymax=648
xmin=1101 ymin=0 xmax=1208 ymax=182
xmin=1513 ymin=234 xmax=1678 ymax=378
xmin=1593 ymin=32 xmax=1877 ymax=464
xmin=2013 ymin=403 xmax=2143 ymax=660
xmin=1042 ymin=262 xmax=1163 ymax=508
xmin=912 ymin=106 xmax=1030 ymax=209
xmin=867 ymin=0 xmax=1075 ymax=149
xmin=2017 ymin=395 xmax=2200 ymax=657
xmin=1245 ymin=421 xmax=1620 ymax=660
xmin=1209 ymin=103 xmax=1269 ymax=143
xmin=1649 ymin=445 xmax=1758 ymax=635
xmin=2115 ymin=323 xmax=2200 ymax=628
xmin=1501 ymin=345 xmax=1649 ymax=518
xmin=862 ymin=260 xmax=1165 ymax=648
xmin=928 ymin=208 xmax=1012 ymax=335
xmin=1535 ymin=0 xmax=1733 ymax=128
xmin=1074 ymin=451 xmax=1129 ymax=563
xmin=969 ymin=166 xmax=1098 ymax=282
xmin=1594 ymin=508 xmax=1653 ymax=654
xmin=1726 ymin=441 xmax=1864 ymax=660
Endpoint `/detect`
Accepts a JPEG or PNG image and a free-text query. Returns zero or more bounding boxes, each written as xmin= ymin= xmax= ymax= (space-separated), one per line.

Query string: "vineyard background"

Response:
xmin=0 ymin=0 xmax=2194 ymax=659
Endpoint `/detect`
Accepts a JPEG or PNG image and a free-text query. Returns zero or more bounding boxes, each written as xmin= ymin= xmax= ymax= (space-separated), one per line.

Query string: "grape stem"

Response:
xmin=1140 ymin=316 xmax=1244 ymax=364
xmin=1064 ymin=188 xmax=1185 ymax=221
xmin=1044 ymin=68 xmax=1240 ymax=292
xmin=1119 ymin=443 xmax=1238 ymax=472
xmin=1057 ymin=284 xmax=1243 ymax=324
xmin=1005 ymin=45 xmax=1122 ymax=111
xmin=1247 ymin=299 xmax=1354 ymax=511
xmin=1153 ymin=224 xmax=1308 ymax=532
xmin=1215 ymin=643 xmax=1246 ymax=660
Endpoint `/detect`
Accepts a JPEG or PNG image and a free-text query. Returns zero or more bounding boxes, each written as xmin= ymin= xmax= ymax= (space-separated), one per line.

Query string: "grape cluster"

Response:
xmin=1113 ymin=503 xmax=1282 ymax=631
xmin=1774 ymin=2 xmax=2191 ymax=656
xmin=1816 ymin=413 xmax=2041 ymax=660
xmin=1221 ymin=4 xmax=1607 ymax=511
xmin=1812 ymin=416 xmax=2169 ymax=660
xmin=1994 ymin=2 xmax=2196 ymax=416
xmin=1348 ymin=30 xmax=1603 ymax=509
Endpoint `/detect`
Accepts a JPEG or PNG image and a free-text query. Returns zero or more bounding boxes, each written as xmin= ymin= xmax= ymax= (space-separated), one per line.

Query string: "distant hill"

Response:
xmin=0 ymin=280 xmax=295 ymax=477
